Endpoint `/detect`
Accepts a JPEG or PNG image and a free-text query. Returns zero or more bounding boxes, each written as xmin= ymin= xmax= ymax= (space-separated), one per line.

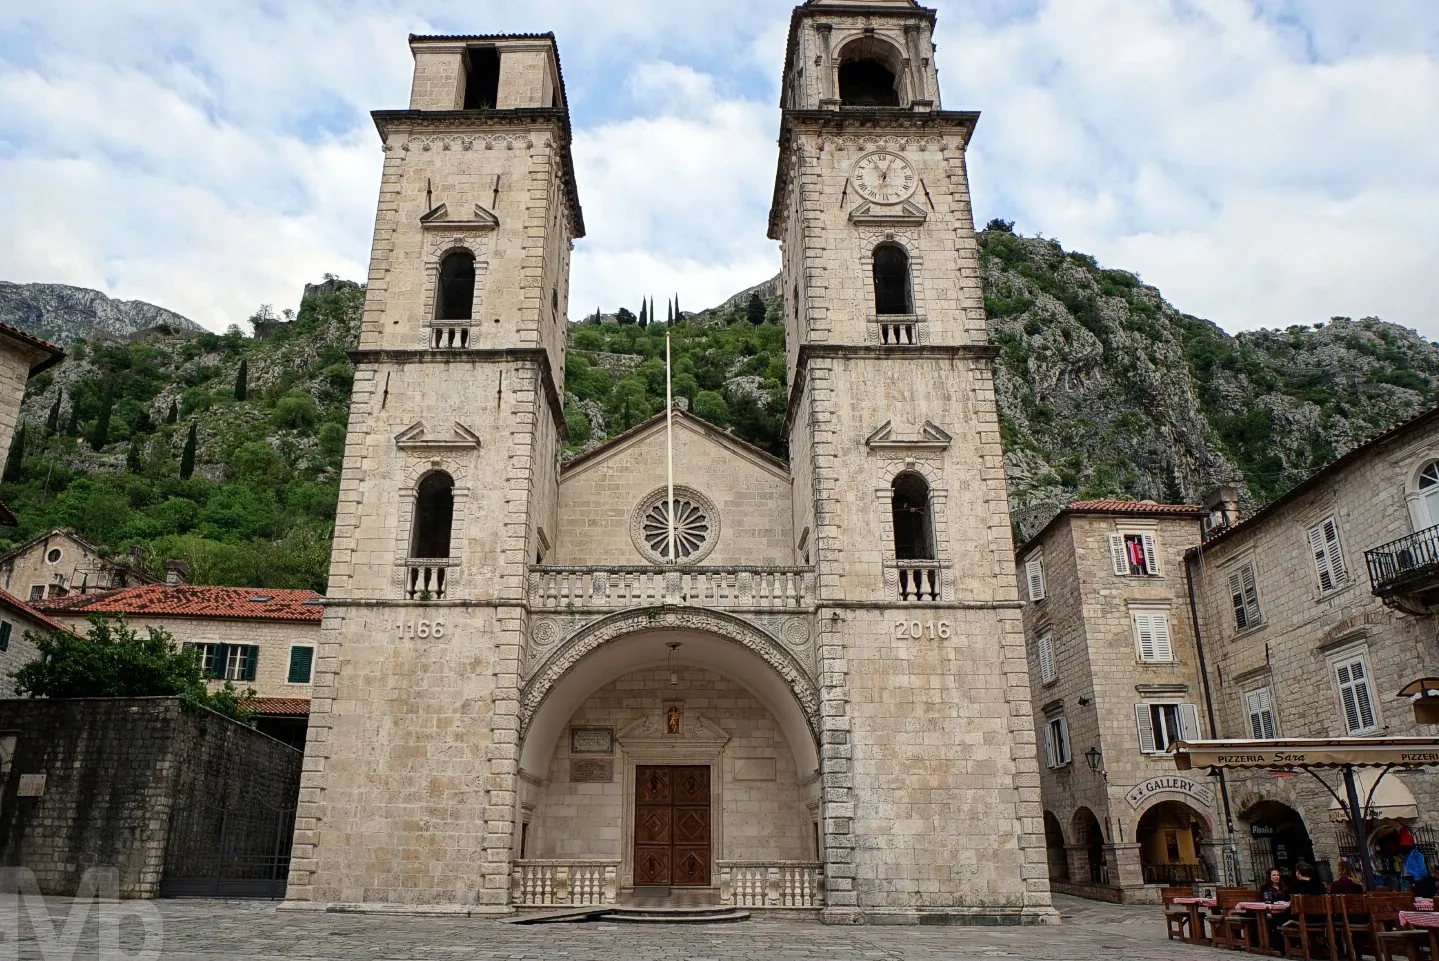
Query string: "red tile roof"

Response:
xmin=0 ymin=321 xmax=65 ymax=374
xmin=36 ymin=585 xmax=324 ymax=622
xmin=244 ymin=697 xmax=311 ymax=717
xmin=1067 ymin=500 xmax=1206 ymax=514
xmin=0 ymin=586 xmax=73 ymax=634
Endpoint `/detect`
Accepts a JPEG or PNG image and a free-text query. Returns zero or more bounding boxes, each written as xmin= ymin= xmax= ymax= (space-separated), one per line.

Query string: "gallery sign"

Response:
xmin=1125 ymin=776 xmax=1215 ymax=810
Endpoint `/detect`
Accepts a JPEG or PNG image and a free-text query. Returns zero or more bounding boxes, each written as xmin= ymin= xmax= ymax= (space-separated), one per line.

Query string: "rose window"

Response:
xmin=643 ymin=498 xmax=710 ymax=561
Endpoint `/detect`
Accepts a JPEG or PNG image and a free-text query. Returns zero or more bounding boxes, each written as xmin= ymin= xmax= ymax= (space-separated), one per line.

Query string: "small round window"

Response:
xmin=630 ymin=486 xmax=719 ymax=565
xmin=46 ymin=549 xmax=62 ymax=564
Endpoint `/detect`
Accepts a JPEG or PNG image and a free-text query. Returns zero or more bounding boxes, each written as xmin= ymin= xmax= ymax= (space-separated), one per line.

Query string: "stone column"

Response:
xmin=1108 ymin=842 xmax=1147 ymax=898
xmin=1066 ymin=843 xmax=1091 ymax=884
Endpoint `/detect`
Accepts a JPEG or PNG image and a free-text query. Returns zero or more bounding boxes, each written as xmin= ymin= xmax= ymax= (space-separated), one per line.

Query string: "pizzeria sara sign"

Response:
xmin=1125 ymin=776 xmax=1215 ymax=810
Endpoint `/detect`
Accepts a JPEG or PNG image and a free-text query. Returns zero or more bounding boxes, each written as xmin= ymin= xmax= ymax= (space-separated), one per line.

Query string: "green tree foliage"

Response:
xmin=11 ymin=618 xmax=254 ymax=722
xmin=234 ymin=358 xmax=248 ymax=401
xmin=272 ymin=392 xmax=319 ymax=430
xmin=165 ymin=399 xmax=178 ymax=424
xmin=639 ymin=300 xmax=648 ymax=328
xmin=3 ymin=424 xmax=24 ymax=483
xmin=985 ymin=218 xmax=1016 ymax=233
xmin=692 ymin=391 xmax=730 ymax=427
xmin=88 ymin=402 xmax=111 ymax=450
xmin=125 ymin=437 xmax=143 ymax=474
xmin=616 ymin=307 xmax=636 ymax=326
xmin=179 ymin=423 xmax=198 ymax=480
xmin=44 ymin=395 xmax=61 ymax=436
xmin=746 ymin=293 xmax=766 ymax=326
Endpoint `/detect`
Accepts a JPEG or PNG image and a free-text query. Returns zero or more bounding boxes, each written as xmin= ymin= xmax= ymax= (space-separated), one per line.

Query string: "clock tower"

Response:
xmin=771 ymin=0 xmax=1057 ymax=923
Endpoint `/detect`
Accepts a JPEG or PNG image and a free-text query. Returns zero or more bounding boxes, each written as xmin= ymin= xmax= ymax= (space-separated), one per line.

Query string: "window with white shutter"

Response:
xmin=1308 ymin=516 xmax=1348 ymax=593
xmin=1044 ymin=716 xmax=1070 ymax=768
xmin=1110 ymin=533 xmax=1160 ymax=576
xmin=1334 ymin=655 xmax=1378 ymax=734
xmin=1136 ymin=703 xmax=1195 ymax=753
xmin=1037 ymin=632 xmax=1056 ymax=684
xmin=1135 ymin=703 xmax=1158 ymax=753
xmin=1245 ymin=687 xmax=1277 ymax=740
xmin=1026 ymin=558 xmax=1046 ymax=602
xmin=1228 ymin=563 xmax=1263 ymax=631
xmin=1133 ymin=612 xmax=1175 ymax=662
xmin=1142 ymin=533 xmax=1160 ymax=575
xmin=1109 ymin=535 xmax=1128 ymax=575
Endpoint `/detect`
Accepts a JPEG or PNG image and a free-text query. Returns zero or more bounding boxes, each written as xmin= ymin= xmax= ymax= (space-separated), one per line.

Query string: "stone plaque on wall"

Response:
xmin=570 ymin=758 xmax=613 ymax=783
xmin=17 ymin=774 xmax=45 ymax=797
xmin=570 ymin=727 xmax=614 ymax=755
xmin=734 ymin=758 xmax=777 ymax=782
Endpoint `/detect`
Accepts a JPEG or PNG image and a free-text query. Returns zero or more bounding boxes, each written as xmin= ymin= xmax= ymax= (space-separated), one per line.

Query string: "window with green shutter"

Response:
xmin=288 ymin=646 xmax=314 ymax=684
xmin=242 ymin=646 xmax=258 ymax=683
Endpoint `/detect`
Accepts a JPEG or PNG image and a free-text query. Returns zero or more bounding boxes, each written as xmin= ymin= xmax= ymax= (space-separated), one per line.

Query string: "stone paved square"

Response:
xmin=11 ymin=895 xmax=1219 ymax=960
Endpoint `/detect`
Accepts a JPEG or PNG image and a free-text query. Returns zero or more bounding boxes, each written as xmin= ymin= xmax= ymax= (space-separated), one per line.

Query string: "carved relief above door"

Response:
xmin=633 ymin=765 xmax=711 ymax=886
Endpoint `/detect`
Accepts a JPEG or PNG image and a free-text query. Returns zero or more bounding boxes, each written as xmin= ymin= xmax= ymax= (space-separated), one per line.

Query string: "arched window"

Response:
xmin=436 ymin=250 xmax=476 ymax=321
xmin=891 ymin=472 xmax=935 ymax=561
xmin=411 ymin=471 xmax=455 ymax=559
xmin=1419 ymin=461 xmax=1439 ymax=527
xmin=838 ymin=39 xmax=903 ymax=107
xmin=873 ymin=244 xmax=913 ymax=315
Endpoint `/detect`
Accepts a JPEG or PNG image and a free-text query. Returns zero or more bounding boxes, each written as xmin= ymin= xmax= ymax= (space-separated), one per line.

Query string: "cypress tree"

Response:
xmin=179 ymin=424 xmax=197 ymax=480
xmin=3 ymin=424 xmax=25 ymax=483
xmin=88 ymin=404 xmax=111 ymax=451
xmin=666 ymin=300 xmax=673 ymax=325
xmin=45 ymin=394 xmax=61 ymax=436
xmin=125 ymin=436 xmax=143 ymax=474
xmin=234 ymin=358 xmax=248 ymax=401
xmin=166 ymin=400 xmax=178 ymax=424
xmin=747 ymin=292 xmax=766 ymax=326
xmin=674 ymin=294 xmax=680 ymax=322
xmin=65 ymin=401 xmax=81 ymax=436
xmin=639 ymin=300 xmax=648 ymax=327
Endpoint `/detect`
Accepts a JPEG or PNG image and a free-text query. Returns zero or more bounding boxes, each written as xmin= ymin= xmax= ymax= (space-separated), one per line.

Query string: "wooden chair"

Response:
xmin=1163 ymin=886 xmax=1197 ymax=943
xmin=1215 ymin=887 xmax=1262 ymax=952
xmin=1333 ymin=893 xmax=1375 ymax=960
xmin=1369 ymin=893 xmax=1428 ymax=961
xmin=1280 ymin=894 xmax=1337 ymax=960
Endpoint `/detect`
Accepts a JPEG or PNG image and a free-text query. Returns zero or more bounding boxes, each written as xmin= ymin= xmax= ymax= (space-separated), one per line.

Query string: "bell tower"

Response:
xmin=286 ymin=33 xmax=580 ymax=910
xmin=772 ymin=1 xmax=1057 ymax=923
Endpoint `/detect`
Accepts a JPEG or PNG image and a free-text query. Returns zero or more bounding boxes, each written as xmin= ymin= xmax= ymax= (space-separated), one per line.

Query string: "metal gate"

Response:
xmin=159 ymin=796 xmax=297 ymax=899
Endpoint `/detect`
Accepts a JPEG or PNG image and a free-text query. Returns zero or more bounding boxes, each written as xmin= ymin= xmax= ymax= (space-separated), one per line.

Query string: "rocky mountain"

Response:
xmin=2 ymin=229 xmax=1436 ymax=588
xmin=0 ymin=282 xmax=204 ymax=345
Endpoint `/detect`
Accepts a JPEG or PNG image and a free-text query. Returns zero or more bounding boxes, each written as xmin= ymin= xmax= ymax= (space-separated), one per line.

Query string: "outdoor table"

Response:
xmin=1232 ymin=901 xmax=1289 ymax=955
xmin=1398 ymin=911 xmax=1439 ymax=958
xmin=1416 ymin=898 xmax=1435 ymax=912
xmin=1171 ymin=897 xmax=1217 ymax=944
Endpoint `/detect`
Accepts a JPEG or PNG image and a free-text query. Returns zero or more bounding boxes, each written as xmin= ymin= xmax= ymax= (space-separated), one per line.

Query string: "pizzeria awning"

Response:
xmin=1327 ymin=769 xmax=1418 ymax=822
xmin=1171 ymin=737 xmax=1439 ymax=771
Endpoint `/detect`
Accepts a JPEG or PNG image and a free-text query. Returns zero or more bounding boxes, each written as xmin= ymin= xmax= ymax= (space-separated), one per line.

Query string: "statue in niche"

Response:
xmin=666 ymin=705 xmax=682 ymax=735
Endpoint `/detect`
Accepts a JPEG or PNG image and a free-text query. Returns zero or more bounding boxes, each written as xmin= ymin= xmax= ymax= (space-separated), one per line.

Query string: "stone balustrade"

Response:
xmin=717 ymin=861 xmax=824 ymax=909
xmin=511 ymin=859 xmax=620 ymax=907
xmin=528 ymin=566 xmax=813 ymax=611
xmin=405 ymin=560 xmax=456 ymax=600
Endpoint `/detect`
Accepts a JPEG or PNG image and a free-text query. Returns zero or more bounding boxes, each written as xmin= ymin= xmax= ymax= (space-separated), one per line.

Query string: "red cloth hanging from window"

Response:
xmin=1128 ymin=538 xmax=1146 ymax=570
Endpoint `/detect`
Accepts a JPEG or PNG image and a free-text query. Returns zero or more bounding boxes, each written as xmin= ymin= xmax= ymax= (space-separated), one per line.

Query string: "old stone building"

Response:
xmin=285 ymin=1 xmax=1055 ymax=924
xmin=38 ymin=585 xmax=323 ymax=746
xmin=0 ymin=528 xmax=156 ymax=603
xmin=1017 ymin=501 xmax=1220 ymax=903
xmin=1190 ymin=406 xmax=1439 ymax=889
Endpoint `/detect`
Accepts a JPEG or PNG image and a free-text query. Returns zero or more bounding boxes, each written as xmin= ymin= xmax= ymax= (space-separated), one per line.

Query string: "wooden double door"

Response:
xmin=633 ymin=765 xmax=711 ymax=886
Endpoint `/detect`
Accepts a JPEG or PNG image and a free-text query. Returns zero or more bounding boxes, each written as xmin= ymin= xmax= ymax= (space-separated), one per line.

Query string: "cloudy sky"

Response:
xmin=1 ymin=1 xmax=1436 ymax=336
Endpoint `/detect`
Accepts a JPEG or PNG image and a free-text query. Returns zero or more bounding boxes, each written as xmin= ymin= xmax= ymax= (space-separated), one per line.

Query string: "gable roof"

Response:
xmin=1196 ymin=402 xmax=1439 ymax=552
xmin=36 ymin=585 xmax=324 ymax=623
xmin=562 ymin=405 xmax=789 ymax=480
xmin=0 ymin=322 xmax=64 ymax=376
xmin=1016 ymin=500 xmax=1206 ymax=559
xmin=0 ymin=528 xmax=106 ymax=566
xmin=0 ymin=585 xmax=72 ymax=634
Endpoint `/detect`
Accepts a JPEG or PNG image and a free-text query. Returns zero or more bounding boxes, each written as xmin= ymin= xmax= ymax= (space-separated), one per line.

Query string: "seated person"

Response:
xmin=1260 ymin=868 xmax=1290 ymax=903
xmin=1289 ymin=862 xmax=1326 ymax=896
xmin=1329 ymin=863 xmax=1364 ymax=895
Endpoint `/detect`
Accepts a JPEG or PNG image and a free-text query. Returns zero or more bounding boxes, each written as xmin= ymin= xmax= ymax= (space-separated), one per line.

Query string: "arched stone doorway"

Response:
xmin=1073 ymin=808 xmax=1107 ymax=885
xmin=1043 ymin=811 xmax=1069 ymax=882
xmin=1242 ymin=800 xmax=1315 ymax=881
xmin=1136 ymin=800 xmax=1211 ymax=886
xmin=517 ymin=623 xmax=821 ymax=899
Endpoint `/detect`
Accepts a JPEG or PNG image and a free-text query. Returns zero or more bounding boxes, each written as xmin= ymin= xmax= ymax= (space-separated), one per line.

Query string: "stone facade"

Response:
xmin=0 ymin=697 xmax=302 ymax=897
xmin=0 ymin=591 xmax=69 ymax=698
xmin=1191 ymin=408 xmax=1439 ymax=887
xmin=1017 ymin=504 xmax=1219 ymax=904
xmin=0 ymin=529 xmax=151 ymax=603
xmin=289 ymin=4 xmax=1055 ymax=925
xmin=0 ymin=324 xmax=61 ymax=472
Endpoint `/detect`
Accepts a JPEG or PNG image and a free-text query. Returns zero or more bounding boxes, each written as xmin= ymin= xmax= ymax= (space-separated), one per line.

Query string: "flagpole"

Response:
xmin=666 ymin=330 xmax=676 ymax=564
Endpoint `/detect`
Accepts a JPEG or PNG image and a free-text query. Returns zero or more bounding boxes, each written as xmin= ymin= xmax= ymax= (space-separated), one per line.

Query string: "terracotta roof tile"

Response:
xmin=244 ymin=697 xmax=310 ymax=717
xmin=1066 ymin=500 xmax=1206 ymax=514
xmin=36 ymin=585 xmax=324 ymax=622
xmin=0 ymin=586 xmax=73 ymax=634
xmin=0 ymin=321 xmax=65 ymax=374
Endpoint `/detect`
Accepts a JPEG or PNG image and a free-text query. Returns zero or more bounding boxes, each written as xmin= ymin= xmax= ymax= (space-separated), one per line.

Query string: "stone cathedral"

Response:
xmin=286 ymin=0 xmax=1056 ymax=925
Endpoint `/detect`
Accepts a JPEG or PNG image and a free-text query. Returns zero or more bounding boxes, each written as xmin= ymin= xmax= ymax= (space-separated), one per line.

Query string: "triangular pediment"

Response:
xmin=561 ymin=406 xmax=790 ymax=482
xmin=395 ymin=421 xmax=482 ymax=451
xmin=420 ymin=202 xmax=500 ymax=230
xmin=849 ymin=199 xmax=929 ymax=227
xmin=865 ymin=419 xmax=952 ymax=451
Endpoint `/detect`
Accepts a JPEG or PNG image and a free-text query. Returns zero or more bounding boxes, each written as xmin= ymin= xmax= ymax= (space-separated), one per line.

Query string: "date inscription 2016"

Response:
xmin=397 ymin=619 xmax=445 ymax=639
xmin=894 ymin=620 xmax=952 ymax=640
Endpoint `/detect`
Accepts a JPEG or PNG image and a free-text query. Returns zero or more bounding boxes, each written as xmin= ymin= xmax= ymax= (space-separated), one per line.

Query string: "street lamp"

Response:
xmin=1084 ymin=747 xmax=1103 ymax=774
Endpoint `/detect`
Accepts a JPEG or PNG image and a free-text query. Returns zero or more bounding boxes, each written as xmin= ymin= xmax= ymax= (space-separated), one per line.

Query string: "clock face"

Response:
xmin=852 ymin=151 xmax=917 ymax=205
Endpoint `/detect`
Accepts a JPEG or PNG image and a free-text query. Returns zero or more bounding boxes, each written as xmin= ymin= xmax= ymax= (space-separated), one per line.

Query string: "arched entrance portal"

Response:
xmin=1043 ymin=811 xmax=1069 ymax=882
xmin=1137 ymin=801 xmax=1211 ymax=886
xmin=518 ymin=623 xmax=821 ymax=895
xmin=1242 ymin=801 xmax=1315 ymax=881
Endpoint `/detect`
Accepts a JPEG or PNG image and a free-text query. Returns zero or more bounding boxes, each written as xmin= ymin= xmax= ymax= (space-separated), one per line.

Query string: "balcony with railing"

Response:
xmin=1365 ymin=524 xmax=1439 ymax=611
xmin=528 ymin=566 xmax=813 ymax=611
xmin=511 ymin=860 xmax=620 ymax=907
